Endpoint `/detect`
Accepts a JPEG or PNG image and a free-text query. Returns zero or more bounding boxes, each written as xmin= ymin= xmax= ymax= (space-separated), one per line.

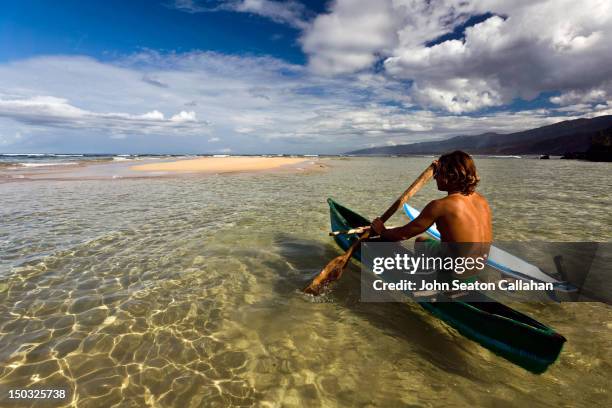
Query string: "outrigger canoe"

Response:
xmin=327 ymin=198 xmax=566 ymax=373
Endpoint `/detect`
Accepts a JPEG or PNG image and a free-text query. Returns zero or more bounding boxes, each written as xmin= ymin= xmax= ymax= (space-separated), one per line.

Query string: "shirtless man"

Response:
xmin=371 ymin=150 xmax=492 ymax=246
xmin=304 ymin=151 xmax=491 ymax=294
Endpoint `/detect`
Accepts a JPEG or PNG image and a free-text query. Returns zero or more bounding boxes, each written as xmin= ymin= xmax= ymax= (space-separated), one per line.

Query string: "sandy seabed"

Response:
xmin=1 ymin=157 xmax=611 ymax=407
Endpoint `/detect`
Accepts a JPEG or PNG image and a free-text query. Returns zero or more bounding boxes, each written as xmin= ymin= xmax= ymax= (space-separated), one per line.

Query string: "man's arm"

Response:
xmin=372 ymin=200 xmax=440 ymax=242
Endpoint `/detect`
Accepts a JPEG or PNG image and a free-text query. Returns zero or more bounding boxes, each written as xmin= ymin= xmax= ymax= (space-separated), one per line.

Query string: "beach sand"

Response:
xmin=130 ymin=156 xmax=310 ymax=173
xmin=0 ymin=156 xmax=322 ymax=182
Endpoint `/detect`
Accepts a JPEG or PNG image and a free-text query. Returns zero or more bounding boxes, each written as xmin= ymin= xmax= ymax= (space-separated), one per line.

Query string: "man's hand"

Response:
xmin=370 ymin=217 xmax=386 ymax=235
xmin=432 ymin=159 xmax=440 ymax=178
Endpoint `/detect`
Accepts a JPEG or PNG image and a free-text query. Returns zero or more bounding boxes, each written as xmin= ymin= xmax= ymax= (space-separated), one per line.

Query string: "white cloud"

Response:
xmin=0 ymin=51 xmax=604 ymax=153
xmin=234 ymin=0 xmax=309 ymax=29
xmin=0 ymin=96 xmax=206 ymax=135
xmin=168 ymin=0 xmax=612 ymax=116
xmin=301 ymin=0 xmax=397 ymax=74
xmin=165 ymin=0 xmax=612 ymax=118
xmin=583 ymin=100 xmax=612 ymax=117
xmin=170 ymin=110 xmax=197 ymax=122
xmin=412 ymin=78 xmax=504 ymax=113
xmin=553 ymin=103 xmax=594 ymax=113
xmin=302 ymin=0 xmax=612 ymax=113
xmin=168 ymin=0 xmax=309 ymax=29
xmin=301 ymin=0 xmax=478 ymax=75
xmin=550 ymin=87 xmax=610 ymax=105
xmin=169 ymin=0 xmax=207 ymax=13
xmin=140 ymin=110 xmax=165 ymax=120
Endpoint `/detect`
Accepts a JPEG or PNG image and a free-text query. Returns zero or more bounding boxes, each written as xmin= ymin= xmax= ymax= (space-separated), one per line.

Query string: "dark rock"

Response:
xmin=585 ymin=130 xmax=612 ymax=162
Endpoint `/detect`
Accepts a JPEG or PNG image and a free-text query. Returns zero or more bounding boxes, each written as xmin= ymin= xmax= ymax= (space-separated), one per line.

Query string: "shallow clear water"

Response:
xmin=0 ymin=157 xmax=611 ymax=407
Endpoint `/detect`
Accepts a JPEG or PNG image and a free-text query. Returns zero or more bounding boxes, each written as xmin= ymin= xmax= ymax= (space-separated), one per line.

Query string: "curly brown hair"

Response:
xmin=435 ymin=151 xmax=480 ymax=195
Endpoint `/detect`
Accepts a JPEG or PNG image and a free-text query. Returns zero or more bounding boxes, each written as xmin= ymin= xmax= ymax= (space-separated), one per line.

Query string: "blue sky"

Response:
xmin=1 ymin=0 xmax=325 ymax=64
xmin=1 ymin=0 xmax=611 ymax=154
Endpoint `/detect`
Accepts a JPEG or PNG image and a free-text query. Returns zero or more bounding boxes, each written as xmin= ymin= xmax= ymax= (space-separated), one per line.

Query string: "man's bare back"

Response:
xmin=371 ymin=151 xmax=492 ymax=243
xmin=432 ymin=192 xmax=492 ymax=242
xmin=370 ymin=191 xmax=492 ymax=243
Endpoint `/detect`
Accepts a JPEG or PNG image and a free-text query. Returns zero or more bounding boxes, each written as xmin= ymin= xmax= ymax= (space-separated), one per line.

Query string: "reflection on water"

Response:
xmin=0 ymin=158 xmax=611 ymax=406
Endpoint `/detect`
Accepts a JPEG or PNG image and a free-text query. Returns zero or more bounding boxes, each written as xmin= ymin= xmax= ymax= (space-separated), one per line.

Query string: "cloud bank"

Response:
xmin=1 ymin=51 xmax=611 ymax=153
xmin=0 ymin=96 xmax=199 ymax=133
xmin=302 ymin=0 xmax=612 ymax=113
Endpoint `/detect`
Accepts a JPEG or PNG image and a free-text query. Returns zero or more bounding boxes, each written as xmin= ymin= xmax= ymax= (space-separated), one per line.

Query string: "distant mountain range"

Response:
xmin=348 ymin=115 xmax=612 ymax=160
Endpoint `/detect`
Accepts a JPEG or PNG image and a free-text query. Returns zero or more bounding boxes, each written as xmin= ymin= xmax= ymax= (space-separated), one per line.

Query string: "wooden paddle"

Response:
xmin=303 ymin=163 xmax=436 ymax=295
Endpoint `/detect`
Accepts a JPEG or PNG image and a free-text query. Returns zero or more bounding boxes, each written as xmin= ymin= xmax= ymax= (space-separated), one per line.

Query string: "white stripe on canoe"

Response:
xmin=403 ymin=203 xmax=560 ymax=285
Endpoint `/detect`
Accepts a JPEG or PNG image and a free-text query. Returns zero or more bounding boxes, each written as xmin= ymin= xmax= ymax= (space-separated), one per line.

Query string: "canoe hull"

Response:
xmin=327 ymin=198 xmax=566 ymax=373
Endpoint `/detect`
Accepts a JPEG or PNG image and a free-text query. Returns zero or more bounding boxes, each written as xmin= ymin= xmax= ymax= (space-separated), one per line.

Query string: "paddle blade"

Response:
xmin=303 ymin=254 xmax=350 ymax=295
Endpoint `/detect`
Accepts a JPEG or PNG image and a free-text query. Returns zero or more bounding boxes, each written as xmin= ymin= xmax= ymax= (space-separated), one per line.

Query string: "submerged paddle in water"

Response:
xmin=304 ymin=163 xmax=435 ymax=295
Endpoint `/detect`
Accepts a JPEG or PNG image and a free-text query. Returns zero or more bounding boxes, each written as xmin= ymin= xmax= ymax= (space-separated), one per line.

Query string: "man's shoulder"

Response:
xmin=472 ymin=192 xmax=490 ymax=206
xmin=428 ymin=192 xmax=488 ymax=210
xmin=426 ymin=197 xmax=453 ymax=211
xmin=432 ymin=194 xmax=476 ymax=210
xmin=432 ymin=195 xmax=458 ymax=205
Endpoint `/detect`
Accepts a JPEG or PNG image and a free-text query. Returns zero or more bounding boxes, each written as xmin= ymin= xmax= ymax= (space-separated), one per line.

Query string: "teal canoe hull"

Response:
xmin=327 ymin=198 xmax=566 ymax=373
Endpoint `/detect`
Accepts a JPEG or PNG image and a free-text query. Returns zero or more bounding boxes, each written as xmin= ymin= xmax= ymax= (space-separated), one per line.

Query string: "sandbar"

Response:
xmin=130 ymin=156 xmax=310 ymax=173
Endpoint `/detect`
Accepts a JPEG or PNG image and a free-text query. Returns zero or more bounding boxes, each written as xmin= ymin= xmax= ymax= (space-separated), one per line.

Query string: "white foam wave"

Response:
xmin=18 ymin=162 xmax=79 ymax=167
